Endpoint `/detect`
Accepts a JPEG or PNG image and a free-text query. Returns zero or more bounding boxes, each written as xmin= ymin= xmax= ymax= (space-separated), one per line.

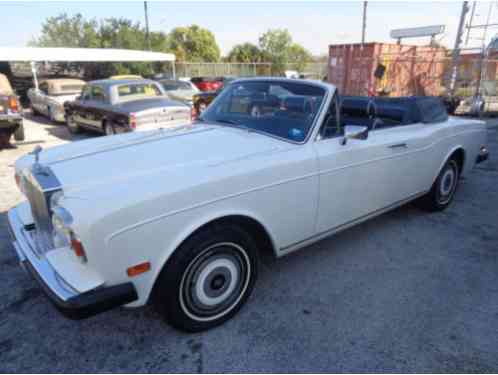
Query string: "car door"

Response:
xmin=85 ymin=85 xmax=108 ymax=131
xmin=74 ymin=85 xmax=94 ymax=129
xmin=37 ymin=82 xmax=49 ymax=115
xmin=312 ymin=94 xmax=425 ymax=234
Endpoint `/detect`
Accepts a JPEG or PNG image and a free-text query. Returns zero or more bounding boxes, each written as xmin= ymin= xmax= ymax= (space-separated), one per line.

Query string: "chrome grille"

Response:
xmin=23 ymin=169 xmax=62 ymax=255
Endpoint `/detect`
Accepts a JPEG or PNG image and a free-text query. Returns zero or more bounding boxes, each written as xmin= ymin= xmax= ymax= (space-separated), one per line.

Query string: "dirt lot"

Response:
xmin=1 ymin=114 xmax=497 ymax=373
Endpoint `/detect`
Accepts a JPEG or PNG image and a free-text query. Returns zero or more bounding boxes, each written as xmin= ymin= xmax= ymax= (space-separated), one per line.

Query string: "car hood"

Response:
xmin=16 ymin=123 xmax=286 ymax=197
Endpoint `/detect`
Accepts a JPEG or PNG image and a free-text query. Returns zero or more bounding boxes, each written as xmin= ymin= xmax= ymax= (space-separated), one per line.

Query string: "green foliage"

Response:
xmin=226 ymin=43 xmax=263 ymax=63
xmin=32 ymin=15 xmax=221 ymax=78
xmin=32 ymin=14 xmax=312 ymax=77
xmin=168 ymin=25 xmax=221 ymax=62
xmin=33 ymin=13 xmax=99 ymax=48
xmin=286 ymin=43 xmax=313 ymax=73
xmin=258 ymin=29 xmax=311 ymax=75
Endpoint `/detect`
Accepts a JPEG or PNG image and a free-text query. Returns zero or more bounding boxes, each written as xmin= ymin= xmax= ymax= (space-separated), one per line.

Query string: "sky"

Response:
xmin=1 ymin=1 xmax=496 ymax=56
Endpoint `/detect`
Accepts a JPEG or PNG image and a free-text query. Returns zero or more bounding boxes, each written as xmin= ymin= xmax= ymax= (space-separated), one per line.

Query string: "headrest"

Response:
xmin=283 ymin=96 xmax=312 ymax=113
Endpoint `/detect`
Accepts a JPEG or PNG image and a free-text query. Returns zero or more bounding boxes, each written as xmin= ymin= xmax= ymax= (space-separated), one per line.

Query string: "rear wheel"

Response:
xmin=13 ymin=123 xmax=25 ymax=141
xmin=153 ymin=224 xmax=259 ymax=332
xmin=104 ymin=122 xmax=115 ymax=136
xmin=415 ymin=158 xmax=459 ymax=212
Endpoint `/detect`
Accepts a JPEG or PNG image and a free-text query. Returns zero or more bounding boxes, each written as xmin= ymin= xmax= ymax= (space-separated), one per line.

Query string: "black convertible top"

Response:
xmin=340 ymin=96 xmax=448 ymax=129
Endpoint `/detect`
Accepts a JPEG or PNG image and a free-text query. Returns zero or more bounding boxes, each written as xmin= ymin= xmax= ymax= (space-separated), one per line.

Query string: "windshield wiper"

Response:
xmin=214 ymin=119 xmax=239 ymax=125
xmin=215 ymin=119 xmax=254 ymax=133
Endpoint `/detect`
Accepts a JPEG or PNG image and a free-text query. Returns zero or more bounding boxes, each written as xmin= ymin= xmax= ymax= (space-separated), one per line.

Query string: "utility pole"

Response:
xmin=449 ymin=1 xmax=470 ymax=95
xmin=144 ymin=1 xmax=151 ymax=51
xmin=465 ymin=1 xmax=476 ymax=45
xmin=361 ymin=1 xmax=368 ymax=45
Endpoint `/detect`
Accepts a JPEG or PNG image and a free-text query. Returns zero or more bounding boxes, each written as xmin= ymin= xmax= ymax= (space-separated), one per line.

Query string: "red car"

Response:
xmin=191 ymin=77 xmax=223 ymax=92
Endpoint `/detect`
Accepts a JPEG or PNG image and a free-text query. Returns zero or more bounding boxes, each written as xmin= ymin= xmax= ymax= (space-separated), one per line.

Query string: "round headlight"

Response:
xmin=51 ymin=207 xmax=73 ymax=248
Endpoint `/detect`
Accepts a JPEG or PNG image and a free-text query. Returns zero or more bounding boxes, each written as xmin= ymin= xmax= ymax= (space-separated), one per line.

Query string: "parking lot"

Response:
xmin=0 ymin=114 xmax=497 ymax=372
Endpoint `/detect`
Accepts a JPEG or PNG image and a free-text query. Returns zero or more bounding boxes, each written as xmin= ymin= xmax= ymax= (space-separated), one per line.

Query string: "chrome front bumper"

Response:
xmin=7 ymin=206 xmax=138 ymax=319
xmin=7 ymin=207 xmax=78 ymax=300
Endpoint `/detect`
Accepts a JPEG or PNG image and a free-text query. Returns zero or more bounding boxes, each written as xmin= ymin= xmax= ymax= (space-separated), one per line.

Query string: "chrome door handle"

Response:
xmin=388 ymin=143 xmax=407 ymax=149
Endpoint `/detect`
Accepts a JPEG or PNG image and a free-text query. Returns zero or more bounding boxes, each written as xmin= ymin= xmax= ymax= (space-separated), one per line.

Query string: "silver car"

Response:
xmin=157 ymin=79 xmax=199 ymax=106
xmin=28 ymin=78 xmax=86 ymax=122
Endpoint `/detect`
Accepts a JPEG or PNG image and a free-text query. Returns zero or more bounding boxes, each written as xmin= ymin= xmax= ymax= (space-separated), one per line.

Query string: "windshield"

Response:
xmin=201 ymin=81 xmax=326 ymax=142
xmin=160 ymin=80 xmax=193 ymax=91
xmin=116 ymin=83 xmax=162 ymax=101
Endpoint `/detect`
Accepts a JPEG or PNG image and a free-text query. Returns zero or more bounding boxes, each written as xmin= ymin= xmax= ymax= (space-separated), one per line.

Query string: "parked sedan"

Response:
xmin=64 ymin=79 xmax=191 ymax=136
xmin=28 ymin=79 xmax=86 ymax=122
xmin=0 ymin=73 xmax=24 ymax=146
xmin=157 ymin=79 xmax=199 ymax=106
xmin=8 ymin=78 xmax=488 ymax=333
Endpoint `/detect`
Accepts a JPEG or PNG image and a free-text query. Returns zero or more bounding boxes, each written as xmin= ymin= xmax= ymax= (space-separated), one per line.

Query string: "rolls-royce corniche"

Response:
xmin=7 ymin=78 xmax=489 ymax=332
xmin=63 ymin=79 xmax=191 ymax=136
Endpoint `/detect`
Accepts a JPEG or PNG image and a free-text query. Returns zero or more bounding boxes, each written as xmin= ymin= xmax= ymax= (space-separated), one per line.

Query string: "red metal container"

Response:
xmin=328 ymin=42 xmax=447 ymax=97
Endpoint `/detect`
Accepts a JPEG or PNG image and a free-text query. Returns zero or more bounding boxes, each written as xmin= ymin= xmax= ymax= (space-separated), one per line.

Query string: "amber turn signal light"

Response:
xmin=9 ymin=97 xmax=18 ymax=112
xmin=127 ymin=262 xmax=151 ymax=277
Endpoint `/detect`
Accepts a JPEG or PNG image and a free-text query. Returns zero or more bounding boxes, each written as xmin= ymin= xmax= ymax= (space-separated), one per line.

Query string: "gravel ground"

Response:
xmin=1 ymin=114 xmax=497 ymax=373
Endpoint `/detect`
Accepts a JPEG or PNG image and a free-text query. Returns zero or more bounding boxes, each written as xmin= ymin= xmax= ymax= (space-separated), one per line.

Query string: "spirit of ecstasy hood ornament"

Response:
xmin=30 ymin=145 xmax=47 ymax=175
xmin=31 ymin=145 xmax=43 ymax=164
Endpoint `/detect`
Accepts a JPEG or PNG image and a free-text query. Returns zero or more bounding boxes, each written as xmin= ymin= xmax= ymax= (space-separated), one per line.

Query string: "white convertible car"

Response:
xmin=8 ymin=78 xmax=489 ymax=332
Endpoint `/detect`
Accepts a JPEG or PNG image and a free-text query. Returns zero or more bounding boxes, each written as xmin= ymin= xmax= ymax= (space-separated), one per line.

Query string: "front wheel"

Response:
xmin=153 ymin=224 xmax=259 ymax=332
xmin=415 ymin=158 xmax=459 ymax=212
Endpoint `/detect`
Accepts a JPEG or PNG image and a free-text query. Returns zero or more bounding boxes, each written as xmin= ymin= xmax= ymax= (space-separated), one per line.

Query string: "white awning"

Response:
xmin=0 ymin=47 xmax=175 ymax=62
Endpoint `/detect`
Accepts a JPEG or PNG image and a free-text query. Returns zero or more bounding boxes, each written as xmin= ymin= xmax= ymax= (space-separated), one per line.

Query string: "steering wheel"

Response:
xmin=250 ymin=105 xmax=262 ymax=118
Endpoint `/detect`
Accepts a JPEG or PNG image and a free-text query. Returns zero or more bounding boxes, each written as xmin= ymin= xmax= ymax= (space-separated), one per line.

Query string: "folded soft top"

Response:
xmin=341 ymin=96 xmax=448 ymax=126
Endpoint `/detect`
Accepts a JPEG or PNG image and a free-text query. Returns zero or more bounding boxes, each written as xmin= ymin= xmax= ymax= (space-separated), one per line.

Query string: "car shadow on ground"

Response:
xmin=22 ymin=111 xmax=93 ymax=143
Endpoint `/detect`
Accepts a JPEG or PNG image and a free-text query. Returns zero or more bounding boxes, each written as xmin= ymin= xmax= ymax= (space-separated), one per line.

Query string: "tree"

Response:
xmin=168 ymin=25 xmax=220 ymax=62
xmin=259 ymin=29 xmax=292 ymax=75
xmin=286 ymin=43 xmax=312 ymax=73
xmin=32 ymin=13 xmax=174 ymax=78
xmin=226 ymin=43 xmax=263 ymax=63
xmin=258 ymin=29 xmax=312 ymax=75
xmin=32 ymin=13 xmax=99 ymax=48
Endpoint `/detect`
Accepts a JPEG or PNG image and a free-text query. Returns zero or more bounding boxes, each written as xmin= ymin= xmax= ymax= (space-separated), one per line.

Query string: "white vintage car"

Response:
xmin=28 ymin=79 xmax=86 ymax=122
xmin=8 ymin=78 xmax=489 ymax=332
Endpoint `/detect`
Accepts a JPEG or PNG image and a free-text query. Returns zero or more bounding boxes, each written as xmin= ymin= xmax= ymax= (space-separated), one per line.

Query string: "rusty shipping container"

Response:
xmin=328 ymin=42 xmax=447 ymax=97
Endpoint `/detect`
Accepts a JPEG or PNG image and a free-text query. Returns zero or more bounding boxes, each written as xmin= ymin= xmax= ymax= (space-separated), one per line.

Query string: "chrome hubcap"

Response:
xmin=180 ymin=242 xmax=250 ymax=322
xmin=438 ymin=162 xmax=458 ymax=204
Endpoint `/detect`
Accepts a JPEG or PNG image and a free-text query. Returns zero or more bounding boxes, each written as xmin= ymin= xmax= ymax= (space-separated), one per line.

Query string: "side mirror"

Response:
xmin=341 ymin=125 xmax=369 ymax=145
